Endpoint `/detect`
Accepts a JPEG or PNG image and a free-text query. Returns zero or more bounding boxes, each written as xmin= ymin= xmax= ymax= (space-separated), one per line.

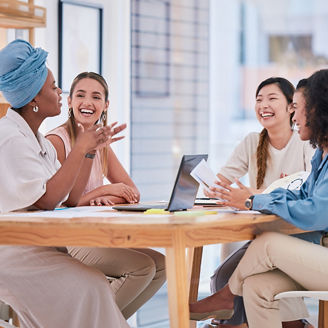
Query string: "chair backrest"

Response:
xmin=274 ymin=290 xmax=328 ymax=301
xmin=274 ymin=291 xmax=328 ymax=328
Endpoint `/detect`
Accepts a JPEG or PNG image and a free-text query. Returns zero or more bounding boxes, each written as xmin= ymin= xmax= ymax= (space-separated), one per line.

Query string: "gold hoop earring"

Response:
xmin=101 ymin=111 xmax=107 ymax=122
xmin=33 ymin=106 xmax=39 ymax=113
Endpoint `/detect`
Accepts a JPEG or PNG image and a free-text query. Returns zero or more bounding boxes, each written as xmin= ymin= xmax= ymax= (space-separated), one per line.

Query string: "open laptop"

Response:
xmin=112 ymin=154 xmax=208 ymax=212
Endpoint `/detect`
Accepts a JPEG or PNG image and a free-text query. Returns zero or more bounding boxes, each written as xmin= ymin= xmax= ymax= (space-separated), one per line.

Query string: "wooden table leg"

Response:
xmin=188 ymin=246 xmax=203 ymax=303
xmin=187 ymin=246 xmax=203 ymax=328
xmin=319 ymin=300 xmax=328 ymax=328
xmin=165 ymin=229 xmax=189 ymax=328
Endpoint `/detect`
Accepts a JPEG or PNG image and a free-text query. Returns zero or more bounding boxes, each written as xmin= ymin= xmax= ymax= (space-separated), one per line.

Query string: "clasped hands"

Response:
xmin=89 ymin=183 xmax=139 ymax=206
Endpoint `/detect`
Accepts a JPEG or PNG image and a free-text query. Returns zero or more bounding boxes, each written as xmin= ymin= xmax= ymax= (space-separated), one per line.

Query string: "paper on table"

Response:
xmin=0 ymin=206 xmax=114 ymax=219
xmin=0 ymin=206 xmax=175 ymax=219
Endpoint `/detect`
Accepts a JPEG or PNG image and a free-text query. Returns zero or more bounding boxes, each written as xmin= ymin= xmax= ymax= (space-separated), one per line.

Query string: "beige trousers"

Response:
xmin=68 ymin=246 xmax=166 ymax=318
xmin=0 ymin=246 xmax=129 ymax=328
xmin=229 ymin=231 xmax=328 ymax=328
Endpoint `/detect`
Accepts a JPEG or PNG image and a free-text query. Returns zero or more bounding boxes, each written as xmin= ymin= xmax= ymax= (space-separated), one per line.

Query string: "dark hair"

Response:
xmin=256 ymin=77 xmax=295 ymax=104
xmin=296 ymin=78 xmax=308 ymax=90
xmin=303 ymin=69 xmax=328 ymax=149
xmin=255 ymin=77 xmax=295 ymax=189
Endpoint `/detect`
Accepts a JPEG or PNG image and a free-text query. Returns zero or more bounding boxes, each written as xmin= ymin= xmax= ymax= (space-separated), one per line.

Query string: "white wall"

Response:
xmin=209 ymin=0 xmax=242 ymax=168
xmin=35 ymin=0 xmax=131 ymax=171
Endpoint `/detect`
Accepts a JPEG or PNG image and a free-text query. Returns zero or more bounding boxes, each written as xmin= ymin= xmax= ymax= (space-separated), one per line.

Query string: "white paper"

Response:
xmin=190 ymin=159 xmax=218 ymax=191
xmin=0 ymin=206 xmax=115 ymax=219
xmin=262 ymin=171 xmax=310 ymax=194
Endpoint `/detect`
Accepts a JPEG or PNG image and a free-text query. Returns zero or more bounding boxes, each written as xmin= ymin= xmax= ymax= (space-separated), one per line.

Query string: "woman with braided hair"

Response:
xmin=192 ymin=71 xmax=328 ymax=328
xmin=203 ymin=77 xmax=315 ymax=328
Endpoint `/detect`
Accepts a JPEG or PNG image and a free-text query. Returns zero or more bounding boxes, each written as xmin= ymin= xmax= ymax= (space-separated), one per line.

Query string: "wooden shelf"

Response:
xmin=0 ymin=0 xmax=46 ymax=29
xmin=0 ymin=0 xmax=47 ymax=115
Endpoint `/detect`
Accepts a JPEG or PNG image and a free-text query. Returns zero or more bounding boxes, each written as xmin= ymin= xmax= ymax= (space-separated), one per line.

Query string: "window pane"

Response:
xmin=130 ymin=0 xmax=209 ymax=201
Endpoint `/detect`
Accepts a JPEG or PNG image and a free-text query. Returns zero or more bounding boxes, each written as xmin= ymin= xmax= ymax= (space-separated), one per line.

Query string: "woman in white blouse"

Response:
xmin=0 ymin=39 xmax=129 ymax=328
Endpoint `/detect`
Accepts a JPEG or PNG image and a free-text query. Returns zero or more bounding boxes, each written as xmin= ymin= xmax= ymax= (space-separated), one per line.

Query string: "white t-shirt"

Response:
xmin=0 ymin=109 xmax=63 ymax=213
xmin=219 ymin=131 xmax=315 ymax=189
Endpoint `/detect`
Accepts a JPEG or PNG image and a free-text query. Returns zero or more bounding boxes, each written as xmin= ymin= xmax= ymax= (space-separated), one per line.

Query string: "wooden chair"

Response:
xmin=0 ymin=103 xmax=9 ymax=118
xmin=274 ymin=291 xmax=328 ymax=328
xmin=0 ymin=318 xmax=18 ymax=328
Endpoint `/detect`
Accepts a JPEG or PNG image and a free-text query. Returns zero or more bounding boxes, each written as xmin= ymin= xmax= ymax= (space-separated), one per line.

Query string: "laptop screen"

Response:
xmin=112 ymin=154 xmax=208 ymax=212
xmin=167 ymin=154 xmax=208 ymax=211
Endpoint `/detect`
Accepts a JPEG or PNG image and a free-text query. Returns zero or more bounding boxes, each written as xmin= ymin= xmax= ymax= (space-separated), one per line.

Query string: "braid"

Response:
xmin=256 ymin=128 xmax=270 ymax=189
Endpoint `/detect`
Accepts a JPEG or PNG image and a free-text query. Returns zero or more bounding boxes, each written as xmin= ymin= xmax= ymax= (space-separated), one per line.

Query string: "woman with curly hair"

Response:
xmin=204 ymin=77 xmax=315 ymax=328
xmin=190 ymin=69 xmax=328 ymax=328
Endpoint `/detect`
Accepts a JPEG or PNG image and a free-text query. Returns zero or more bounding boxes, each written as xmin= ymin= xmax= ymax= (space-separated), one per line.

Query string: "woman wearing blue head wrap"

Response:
xmin=0 ymin=39 xmax=129 ymax=328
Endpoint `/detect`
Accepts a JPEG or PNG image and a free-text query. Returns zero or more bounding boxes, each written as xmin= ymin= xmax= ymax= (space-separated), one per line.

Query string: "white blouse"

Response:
xmin=219 ymin=131 xmax=315 ymax=189
xmin=0 ymin=109 xmax=64 ymax=213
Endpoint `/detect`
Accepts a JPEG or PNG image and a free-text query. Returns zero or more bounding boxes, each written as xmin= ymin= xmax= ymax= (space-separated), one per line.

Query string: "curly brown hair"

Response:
xmin=302 ymin=70 xmax=328 ymax=149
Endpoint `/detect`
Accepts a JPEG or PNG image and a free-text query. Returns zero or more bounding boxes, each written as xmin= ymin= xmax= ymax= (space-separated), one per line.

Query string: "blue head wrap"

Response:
xmin=0 ymin=39 xmax=48 ymax=108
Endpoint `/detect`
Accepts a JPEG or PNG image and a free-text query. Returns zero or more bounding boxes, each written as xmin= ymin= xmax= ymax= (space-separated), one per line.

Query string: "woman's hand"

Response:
xmin=104 ymin=183 xmax=139 ymax=203
xmin=109 ymin=122 xmax=127 ymax=143
xmin=74 ymin=123 xmax=111 ymax=154
xmin=90 ymin=196 xmax=114 ymax=206
xmin=74 ymin=122 xmax=127 ymax=154
xmin=95 ymin=122 xmax=127 ymax=150
xmin=208 ymin=179 xmax=253 ymax=210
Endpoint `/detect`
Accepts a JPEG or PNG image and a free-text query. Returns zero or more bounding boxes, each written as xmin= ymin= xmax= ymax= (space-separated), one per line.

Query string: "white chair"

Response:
xmin=274 ymin=291 xmax=328 ymax=328
xmin=0 ymin=319 xmax=18 ymax=328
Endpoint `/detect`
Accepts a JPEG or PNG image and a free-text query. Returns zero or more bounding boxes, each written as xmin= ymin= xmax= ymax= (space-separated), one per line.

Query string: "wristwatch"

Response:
xmin=245 ymin=195 xmax=255 ymax=210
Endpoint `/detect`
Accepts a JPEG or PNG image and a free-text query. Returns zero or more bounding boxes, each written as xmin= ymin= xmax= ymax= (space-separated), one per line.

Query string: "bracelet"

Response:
xmin=85 ymin=152 xmax=96 ymax=159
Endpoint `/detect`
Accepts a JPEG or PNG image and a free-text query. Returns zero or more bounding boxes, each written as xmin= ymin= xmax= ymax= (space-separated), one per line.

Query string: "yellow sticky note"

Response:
xmin=144 ymin=209 xmax=170 ymax=214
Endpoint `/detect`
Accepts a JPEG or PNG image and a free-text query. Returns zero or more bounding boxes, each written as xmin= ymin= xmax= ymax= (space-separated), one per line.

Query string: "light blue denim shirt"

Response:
xmin=252 ymin=148 xmax=328 ymax=244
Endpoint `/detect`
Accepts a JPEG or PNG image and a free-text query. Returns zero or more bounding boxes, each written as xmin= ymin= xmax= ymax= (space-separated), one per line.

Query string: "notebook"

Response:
xmin=112 ymin=154 xmax=208 ymax=212
xmin=194 ymin=197 xmax=220 ymax=206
